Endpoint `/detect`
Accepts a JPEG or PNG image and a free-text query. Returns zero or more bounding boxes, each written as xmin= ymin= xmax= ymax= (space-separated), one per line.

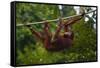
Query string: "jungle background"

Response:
xmin=16 ymin=3 xmax=97 ymax=65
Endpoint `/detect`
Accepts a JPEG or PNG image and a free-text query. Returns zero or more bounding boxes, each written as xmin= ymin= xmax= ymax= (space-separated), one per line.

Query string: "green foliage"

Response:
xmin=16 ymin=3 xmax=97 ymax=65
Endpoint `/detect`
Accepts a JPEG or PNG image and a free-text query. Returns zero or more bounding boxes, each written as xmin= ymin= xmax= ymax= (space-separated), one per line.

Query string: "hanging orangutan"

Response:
xmin=26 ymin=13 xmax=84 ymax=51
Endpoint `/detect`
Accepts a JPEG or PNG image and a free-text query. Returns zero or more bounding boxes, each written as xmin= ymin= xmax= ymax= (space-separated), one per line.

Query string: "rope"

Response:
xmin=16 ymin=9 xmax=96 ymax=27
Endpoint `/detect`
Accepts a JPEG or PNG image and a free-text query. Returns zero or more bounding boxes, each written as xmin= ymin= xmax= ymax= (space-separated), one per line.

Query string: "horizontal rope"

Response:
xmin=16 ymin=9 xmax=96 ymax=27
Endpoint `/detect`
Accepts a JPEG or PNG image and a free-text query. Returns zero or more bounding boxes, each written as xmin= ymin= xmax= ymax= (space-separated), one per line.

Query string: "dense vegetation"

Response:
xmin=16 ymin=3 xmax=97 ymax=65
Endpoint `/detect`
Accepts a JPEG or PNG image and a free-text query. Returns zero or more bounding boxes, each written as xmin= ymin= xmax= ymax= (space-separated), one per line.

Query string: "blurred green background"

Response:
xmin=16 ymin=3 xmax=97 ymax=65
